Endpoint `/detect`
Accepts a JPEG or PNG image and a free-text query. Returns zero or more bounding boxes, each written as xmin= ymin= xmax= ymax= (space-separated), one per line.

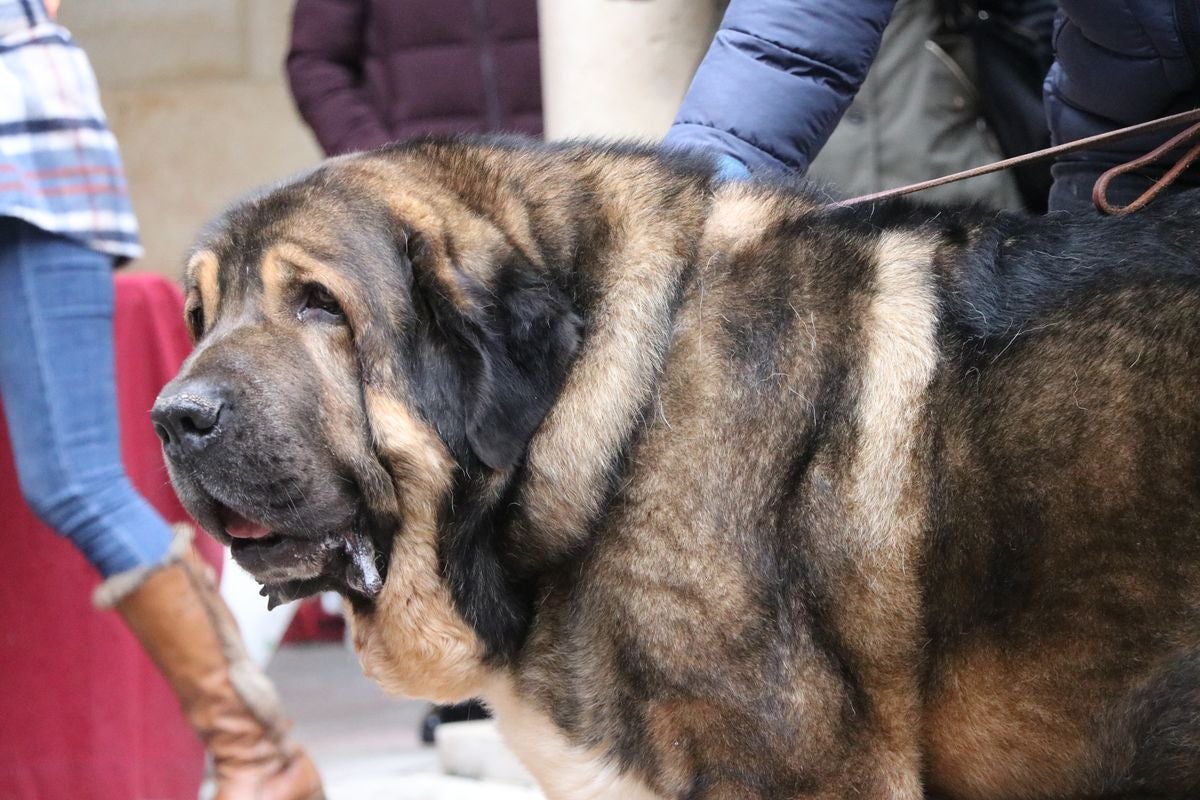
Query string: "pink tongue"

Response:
xmin=224 ymin=514 xmax=273 ymax=540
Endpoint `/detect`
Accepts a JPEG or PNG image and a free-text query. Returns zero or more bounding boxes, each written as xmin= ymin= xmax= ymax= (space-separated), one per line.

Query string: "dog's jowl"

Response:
xmin=154 ymin=139 xmax=1200 ymax=800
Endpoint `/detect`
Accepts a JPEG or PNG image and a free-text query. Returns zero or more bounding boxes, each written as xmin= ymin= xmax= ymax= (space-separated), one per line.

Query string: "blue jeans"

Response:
xmin=0 ymin=217 xmax=173 ymax=577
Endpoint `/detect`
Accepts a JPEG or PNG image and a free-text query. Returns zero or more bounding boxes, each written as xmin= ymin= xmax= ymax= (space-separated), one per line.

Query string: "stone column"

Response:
xmin=538 ymin=0 xmax=726 ymax=141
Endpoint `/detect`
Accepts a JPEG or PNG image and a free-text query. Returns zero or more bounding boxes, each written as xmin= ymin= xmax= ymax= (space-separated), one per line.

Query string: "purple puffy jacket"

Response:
xmin=286 ymin=0 xmax=542 ymax=156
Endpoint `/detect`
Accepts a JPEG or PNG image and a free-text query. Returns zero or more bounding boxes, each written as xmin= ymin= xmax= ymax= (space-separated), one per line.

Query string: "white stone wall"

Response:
xmin=59 ymin=0 xmax=322 ymax=278
xmin=539 ymin=0 xmax=725 ymax=141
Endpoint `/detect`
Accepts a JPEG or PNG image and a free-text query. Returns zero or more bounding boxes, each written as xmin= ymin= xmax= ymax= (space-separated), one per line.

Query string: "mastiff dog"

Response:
xmin=153 ymin=139 xmax=1200 ymax=800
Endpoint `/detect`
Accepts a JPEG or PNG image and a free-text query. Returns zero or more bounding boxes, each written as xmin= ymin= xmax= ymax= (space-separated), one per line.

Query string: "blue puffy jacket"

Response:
xmin=664 ymin=0 xmax=1200 ymax=211
xmin=664 ymin=0 xmax=897 ymax=175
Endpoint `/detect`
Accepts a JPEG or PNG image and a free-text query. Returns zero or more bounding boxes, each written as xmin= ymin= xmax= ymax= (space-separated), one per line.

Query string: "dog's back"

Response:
xmin=919 ymin=195 xmax=1200 ymax=798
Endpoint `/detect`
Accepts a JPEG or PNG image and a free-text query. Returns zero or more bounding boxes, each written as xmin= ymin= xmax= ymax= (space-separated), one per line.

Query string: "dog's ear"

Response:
xmin=462 ymin=267 xmax=583 ymax=470
xmin=409 ymin=235 xmax=582 ymax=470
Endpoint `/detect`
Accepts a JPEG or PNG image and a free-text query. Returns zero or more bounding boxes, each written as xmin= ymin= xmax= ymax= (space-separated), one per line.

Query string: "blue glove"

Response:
xmin=715 ymin=153 xmax=752 ymax=181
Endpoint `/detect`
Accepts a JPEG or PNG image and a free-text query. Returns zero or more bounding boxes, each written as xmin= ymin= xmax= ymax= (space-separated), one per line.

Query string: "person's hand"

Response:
xmin=44 ymin=0 xmax=59 ymax=19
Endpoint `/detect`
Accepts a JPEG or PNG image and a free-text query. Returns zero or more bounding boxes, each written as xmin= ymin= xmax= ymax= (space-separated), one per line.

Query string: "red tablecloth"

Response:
xmin=0 ymin=273 xmax=218 ymax=800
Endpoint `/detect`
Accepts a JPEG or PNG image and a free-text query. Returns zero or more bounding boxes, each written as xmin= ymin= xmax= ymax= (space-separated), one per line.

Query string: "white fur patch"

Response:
xmin=484 ymin=680 xmax=666 ymax=800
xmin=852 ymin=231 xmax=940 ymax=553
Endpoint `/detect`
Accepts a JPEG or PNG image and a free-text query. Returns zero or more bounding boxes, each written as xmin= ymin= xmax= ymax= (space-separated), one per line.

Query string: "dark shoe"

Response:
xmin=419 ymin=699 xmax=491 ymax=744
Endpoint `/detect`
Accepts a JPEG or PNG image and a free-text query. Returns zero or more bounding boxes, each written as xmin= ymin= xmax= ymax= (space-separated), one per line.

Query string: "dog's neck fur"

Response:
xmin=510 ymin=150 xmax=717 ymax=565
xmin=384 ymin=144 xmax=720 ymax=662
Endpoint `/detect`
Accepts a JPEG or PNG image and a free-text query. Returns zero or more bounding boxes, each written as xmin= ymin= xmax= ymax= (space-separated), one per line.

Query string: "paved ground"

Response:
xmin=266 ymin=642 xmax=542 ymax=800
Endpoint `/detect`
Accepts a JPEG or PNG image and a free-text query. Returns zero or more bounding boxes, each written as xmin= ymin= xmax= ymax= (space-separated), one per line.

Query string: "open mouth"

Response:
xmin=221 ymin=507 xmax=275 ymax=541
xmin=212 ymin=503 xmax=385 ymax=609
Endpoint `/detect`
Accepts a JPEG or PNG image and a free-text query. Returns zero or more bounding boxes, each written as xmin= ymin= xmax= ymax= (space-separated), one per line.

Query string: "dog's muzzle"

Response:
xmin=152 ymin=377 xmax=385 ymax=608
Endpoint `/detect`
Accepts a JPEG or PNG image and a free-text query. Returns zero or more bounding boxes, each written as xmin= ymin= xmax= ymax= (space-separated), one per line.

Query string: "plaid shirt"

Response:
xmin=0 ymin=0 xmax=140 ymax=260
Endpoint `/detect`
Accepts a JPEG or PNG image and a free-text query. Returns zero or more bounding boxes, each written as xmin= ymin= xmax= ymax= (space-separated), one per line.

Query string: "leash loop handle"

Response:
xmin=1092 ymin=120 xmax=1200 ymax=215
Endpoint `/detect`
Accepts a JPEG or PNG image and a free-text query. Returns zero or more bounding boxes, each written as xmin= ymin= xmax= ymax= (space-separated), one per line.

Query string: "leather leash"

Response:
xmin=829 ymin=107 xmax=1200 ymax=215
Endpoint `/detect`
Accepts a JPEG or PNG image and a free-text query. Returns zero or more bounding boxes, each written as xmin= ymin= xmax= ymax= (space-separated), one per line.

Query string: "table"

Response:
xmin=0 ymin=272 xmax=219 ymax=800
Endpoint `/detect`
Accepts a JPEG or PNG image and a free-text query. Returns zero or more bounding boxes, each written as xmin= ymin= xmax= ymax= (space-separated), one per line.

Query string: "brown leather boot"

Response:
xmin=94 ymin=526 xmax=325 ymax=800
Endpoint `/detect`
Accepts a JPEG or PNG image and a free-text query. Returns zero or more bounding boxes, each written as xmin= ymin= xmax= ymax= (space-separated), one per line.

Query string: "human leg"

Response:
xmin=0 ymin=216 xmax=172 ymax=576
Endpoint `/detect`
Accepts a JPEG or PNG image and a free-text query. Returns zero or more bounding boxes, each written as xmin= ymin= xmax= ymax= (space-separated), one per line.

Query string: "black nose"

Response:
xmin=152 ymin=382 xmax=227 ymax=457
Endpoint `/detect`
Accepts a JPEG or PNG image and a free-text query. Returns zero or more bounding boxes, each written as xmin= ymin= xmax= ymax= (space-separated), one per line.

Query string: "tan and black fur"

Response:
xmin=153 ymin=138 xmax=1200 ymax=799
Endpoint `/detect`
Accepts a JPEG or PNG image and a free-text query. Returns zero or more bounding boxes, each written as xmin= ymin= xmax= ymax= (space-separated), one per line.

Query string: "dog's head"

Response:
xmin=153 ymin=147 xmax=582 ymax=609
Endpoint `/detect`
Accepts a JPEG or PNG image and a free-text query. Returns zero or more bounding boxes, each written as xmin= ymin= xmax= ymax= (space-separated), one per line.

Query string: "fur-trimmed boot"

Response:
xmin=94 ymin=526 xmax=325 ymax=800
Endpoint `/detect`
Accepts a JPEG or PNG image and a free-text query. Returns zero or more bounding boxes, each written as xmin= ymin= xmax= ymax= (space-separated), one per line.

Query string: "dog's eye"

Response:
xmin=187 ymin=304 xmax=205 ymax=340
xmin=299 ymin=283 xmax=345 ymax=323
